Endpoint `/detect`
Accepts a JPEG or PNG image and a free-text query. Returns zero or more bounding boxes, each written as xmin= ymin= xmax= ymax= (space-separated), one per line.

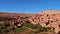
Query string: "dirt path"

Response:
xmin=7 ymin=28 xmax=32 ymax=34
xmin=17 ymin=27 xmax=39 ymax=34
xmin=17 ymin=28 xmax=32 ymax=34
xmin=7 ymin=27 xmax=38 ymax=34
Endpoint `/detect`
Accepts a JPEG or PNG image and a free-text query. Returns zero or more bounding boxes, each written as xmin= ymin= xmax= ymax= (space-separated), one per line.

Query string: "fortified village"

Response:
xmin=0 ymin=9 xmax=60 ymax=34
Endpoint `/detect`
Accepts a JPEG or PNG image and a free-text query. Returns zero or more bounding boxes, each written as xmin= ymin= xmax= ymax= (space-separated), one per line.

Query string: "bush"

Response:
xmin=0 ymin=21 xmax=15 ymax=34
xmin=24 ymin=21 xmax=42 ymax=29
xmin=0 ymin=24 xmax=5 ymax=33
xmin=13 ymin=26 xmax=27 ymax=33
xmin=24 ymin=21 xmax=52 ymax=32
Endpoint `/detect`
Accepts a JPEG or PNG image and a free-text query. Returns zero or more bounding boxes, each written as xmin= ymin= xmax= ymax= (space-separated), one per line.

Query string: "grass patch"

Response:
xmin=13 ymin=26 xmax=27 ymax=33
xmin=24 ymin=21 xmax=53 ymax=32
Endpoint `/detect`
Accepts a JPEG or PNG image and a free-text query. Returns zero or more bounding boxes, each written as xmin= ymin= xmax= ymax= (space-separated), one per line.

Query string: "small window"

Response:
xmin=59 ymin=24 xmax=60 ymax=27
xmin=47 ymin=14 xmax=49 ymax=16
xmin=40 ymin=14 xmax=42 ymax=16
xmin=51 ymin=21 xmax=53 ymax=22
xmin=46 ymin=20 xmax=50 ymax=26
xmin=46 ymin=22 xmax=49 ymax=26
xmin=52 ymin=27 xmax=55 ymax=30
xmin=57 ymin=31 xmax=60 ymax=34
xmin=56 ymin=19 xmax=58 ymax=21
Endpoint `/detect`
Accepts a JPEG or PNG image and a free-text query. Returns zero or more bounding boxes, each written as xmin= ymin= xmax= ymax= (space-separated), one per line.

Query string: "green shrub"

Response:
xmin=0 ymin=21 xmax=15 ymax=34
xmin=24 ymin=21 xmax=42 ymax=29
xmin=0 ymin=24 xmax=5 ymax=33
xmin=0 ymin=24 xmax=9 ymax=34
xmin=13 ymin=26 xmax=27 ymax=33
xmin=24 ymin=21 xmax=52 ymax=32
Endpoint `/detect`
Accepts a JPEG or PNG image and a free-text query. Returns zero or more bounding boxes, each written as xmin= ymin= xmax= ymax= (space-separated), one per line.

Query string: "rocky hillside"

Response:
xmin=0 ymin=9 xmax=60 ymax=34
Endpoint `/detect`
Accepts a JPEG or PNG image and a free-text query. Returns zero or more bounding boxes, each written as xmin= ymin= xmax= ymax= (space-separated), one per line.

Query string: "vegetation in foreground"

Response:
xmin=0 ymin=21 xmax=55 ymax=34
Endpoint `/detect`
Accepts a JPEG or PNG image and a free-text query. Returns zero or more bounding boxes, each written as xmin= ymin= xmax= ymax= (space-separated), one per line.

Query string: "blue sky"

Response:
xmin=0 ymin=0 xmax=60 ymax=14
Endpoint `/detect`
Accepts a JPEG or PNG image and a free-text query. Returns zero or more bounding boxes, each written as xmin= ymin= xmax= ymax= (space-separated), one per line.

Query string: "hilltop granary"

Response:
xmin=0 ymin=9 xmax=60 ymax=33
